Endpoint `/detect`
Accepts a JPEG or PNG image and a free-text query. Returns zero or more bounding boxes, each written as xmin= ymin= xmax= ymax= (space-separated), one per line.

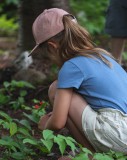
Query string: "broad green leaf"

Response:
xmin=54 ymin=136 xmax=66 ymax=155
xmin=23 ymin=112 xmax=39 ymax=123
xmin=66 ymin=136 xmax=77 ymax=143
xmin=10 ymin=122 xmax=17 ymax=136
xmin=19 ymin=119 xmax=31 ymax=130
xmin=41 ymin=139 xmax=53 ymax=152
xmin=0 ymin=111 xmax=12 ymax=121
xmin=43 ymin=129 xmax=54 ymax=140
xmin=82 ymin=147 xmax=93 ymax=155
xmin=56 ymin=134 xmax=77 ymax=154
xmin=18 ymin=127 xmax=31 ymax=137
xmin=72 ymin=153 xmax=89 ymax=160
xmin=11 ymin=80 xmax=35 ymax=89
xmin=65 ymin=138 xmax=77 ymax=152
xmin=57 ymin=135 xmax=77 ymax=144
xmin=23 ymin=138 xmax=38 ymax=145
xmin=93 ymin=153 xmax=113 ymax=160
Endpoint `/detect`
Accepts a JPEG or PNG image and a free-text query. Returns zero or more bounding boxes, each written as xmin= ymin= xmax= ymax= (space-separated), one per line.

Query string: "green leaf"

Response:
xmin=18 ymin=127 xmax=31 ymax=137
xmin=0 ymin=94 xmax=10 ymax=105
xmin=18 ymin=97 xmax=25 ymax=104
xmin=2 ymin=121 xmax=10 ymax=129
xmin=66 ymin=136 xmax=77 ymax=143
xmin=0 ymin=137 xmax=18 ymax=152
xmin=19 ymin=119 xmax=31 ymax=130
xmin=19 ymin=90 xmax=27 ymax=97
xmin=54 ymin=136 xmax=66 ymax=155
xmin=11 ymin=152 xmax=26 ymax=160
xmin=23 ymin=138 xmax=38 ymax=145
xmin=82 ymin=147 xmax=93 ymax=155
xmin=65 ymin=138 xmax=77 ymax=152
xmin=0 ymin=119 xmax=4 ymax=125
xmin=72 ymin=153 xmax=89 ymax=160
xmin=43 ymin=129 xmax=54 ymax=140
xmin=0 ymin=111 xmax=12 ymax=121
xmin=41 ymin=139 xmax=53 ymax=152
xmin=3 ymin=81 xmax=10 ymax=88
xmin=10 ymin=122 xmax=17 ymax=136
xmin=11 ymin=80 xmax=35 ymax=89
xmin=114 ymin=152 xmax=125 ymax=158
xmin=0 ymin=139 xmax=10 ymax=146
xmin=33 ymin=99 xmax=40 ymax=103
xmin=23 ymin=112 xmax=39 ymax=123
xmin=21 ymin=105 xmax=31 ymax=110
xmin=93 ymin=153 xmax=113 ymax=160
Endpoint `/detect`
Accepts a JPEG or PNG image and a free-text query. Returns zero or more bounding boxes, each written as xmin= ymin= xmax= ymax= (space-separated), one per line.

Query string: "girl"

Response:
xmin=29 ymin=8 xmax=127 ymax=153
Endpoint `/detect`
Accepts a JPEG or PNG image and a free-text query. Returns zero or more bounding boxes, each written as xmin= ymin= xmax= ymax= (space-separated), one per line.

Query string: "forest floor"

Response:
xmin=0 ymin=37 xmax=127 ymax=160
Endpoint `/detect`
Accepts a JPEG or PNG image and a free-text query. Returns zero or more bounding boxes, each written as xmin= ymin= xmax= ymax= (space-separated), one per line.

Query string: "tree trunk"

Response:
xmin=18 ymin=0 xmax=70 ymax=54
xmin=17 ymin=0 xmax=45 ymax=53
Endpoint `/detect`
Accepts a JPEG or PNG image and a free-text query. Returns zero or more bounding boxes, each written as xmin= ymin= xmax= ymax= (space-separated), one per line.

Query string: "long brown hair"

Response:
xmin=41 ymin=15 xmax=114 ymax=67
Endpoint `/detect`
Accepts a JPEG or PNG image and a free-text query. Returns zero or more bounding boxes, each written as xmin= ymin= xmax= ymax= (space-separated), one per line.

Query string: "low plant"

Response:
xmin=0 ymin=80 xmax=127 ymax=160
xmin=0 ymin=80 xmax=35 ymax=110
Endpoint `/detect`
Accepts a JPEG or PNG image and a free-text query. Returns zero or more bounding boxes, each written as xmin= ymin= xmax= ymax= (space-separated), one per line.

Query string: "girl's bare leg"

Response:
xmin=48 ymin=81 xmax=95 ymax=152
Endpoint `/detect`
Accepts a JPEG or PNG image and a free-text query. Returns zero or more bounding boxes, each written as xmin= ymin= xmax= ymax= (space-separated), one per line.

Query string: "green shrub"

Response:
xmin=0 ymin=15 xmax=18 ymax=36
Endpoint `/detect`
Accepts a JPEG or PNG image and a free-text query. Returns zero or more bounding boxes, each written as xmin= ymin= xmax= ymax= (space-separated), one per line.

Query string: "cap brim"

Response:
xmin=28 ymin=44 xmax=39 ymax=57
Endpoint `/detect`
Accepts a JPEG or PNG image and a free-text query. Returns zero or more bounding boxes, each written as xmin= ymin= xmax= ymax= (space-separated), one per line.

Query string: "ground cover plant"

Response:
xmin=0 ymin=80 xmax=127 ymax=160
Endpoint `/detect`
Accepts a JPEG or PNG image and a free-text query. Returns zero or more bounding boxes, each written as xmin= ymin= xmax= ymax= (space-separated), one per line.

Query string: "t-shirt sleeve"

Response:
xmin=57 ymin=61 xmax=84 ymax=89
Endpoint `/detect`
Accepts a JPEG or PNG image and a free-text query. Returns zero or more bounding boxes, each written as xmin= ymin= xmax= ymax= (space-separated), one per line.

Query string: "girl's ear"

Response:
xmin=48 ymin=41 xmax=58 ymax=49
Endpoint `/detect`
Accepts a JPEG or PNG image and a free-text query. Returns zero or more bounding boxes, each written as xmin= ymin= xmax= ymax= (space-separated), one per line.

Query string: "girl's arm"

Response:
xmin=44 ymin=88 xmax=73 ymax=131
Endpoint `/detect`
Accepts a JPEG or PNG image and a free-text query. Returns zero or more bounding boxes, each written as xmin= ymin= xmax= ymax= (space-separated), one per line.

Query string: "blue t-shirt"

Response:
xmin=57 ymin=55 xmax=127 ymax=114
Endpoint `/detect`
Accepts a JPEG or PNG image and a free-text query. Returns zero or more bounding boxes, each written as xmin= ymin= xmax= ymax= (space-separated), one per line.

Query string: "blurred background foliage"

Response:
xmin=0 ymin=0 xmax=19 ymax=37
xmin=0 ymin=0 xmax=109 ymax=37
xmin=70 ymin=0 xmax=109 ymax=35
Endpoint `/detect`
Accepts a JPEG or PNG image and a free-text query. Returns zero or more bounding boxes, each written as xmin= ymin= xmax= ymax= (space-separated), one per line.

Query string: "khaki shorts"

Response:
xmin=82 ymin=105 xmax=127 ymax=153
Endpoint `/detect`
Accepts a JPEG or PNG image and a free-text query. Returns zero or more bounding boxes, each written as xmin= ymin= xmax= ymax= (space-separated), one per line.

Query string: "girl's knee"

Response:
xmin=48 ymin=80 xmax=57 ymax=104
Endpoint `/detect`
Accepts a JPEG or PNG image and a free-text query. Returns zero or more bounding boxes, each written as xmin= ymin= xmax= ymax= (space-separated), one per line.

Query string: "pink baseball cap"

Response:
xmin=29 ymin=8 xmax=73 ymax=56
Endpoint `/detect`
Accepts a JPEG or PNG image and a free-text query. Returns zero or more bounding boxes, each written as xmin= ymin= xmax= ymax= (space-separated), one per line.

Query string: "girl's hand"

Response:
xmin=38 ymin=112 xmax=52 ymax=130
xmin=47 ymin=112 xmax=53 ymax=116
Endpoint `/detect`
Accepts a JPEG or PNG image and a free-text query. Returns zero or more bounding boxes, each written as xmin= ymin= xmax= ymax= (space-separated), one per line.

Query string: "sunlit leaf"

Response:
xmin=10 ymin=122 xmax=17 ymax=136
xmin=43 ymin=129 xmax=54 ymax=140
xmin=23 ymin=138 xmax=38 ymax=145
xmin=54 ymin=136 xmax=66 ymax=155
xmin=41 ymin=139 xmax=53 ymax=152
